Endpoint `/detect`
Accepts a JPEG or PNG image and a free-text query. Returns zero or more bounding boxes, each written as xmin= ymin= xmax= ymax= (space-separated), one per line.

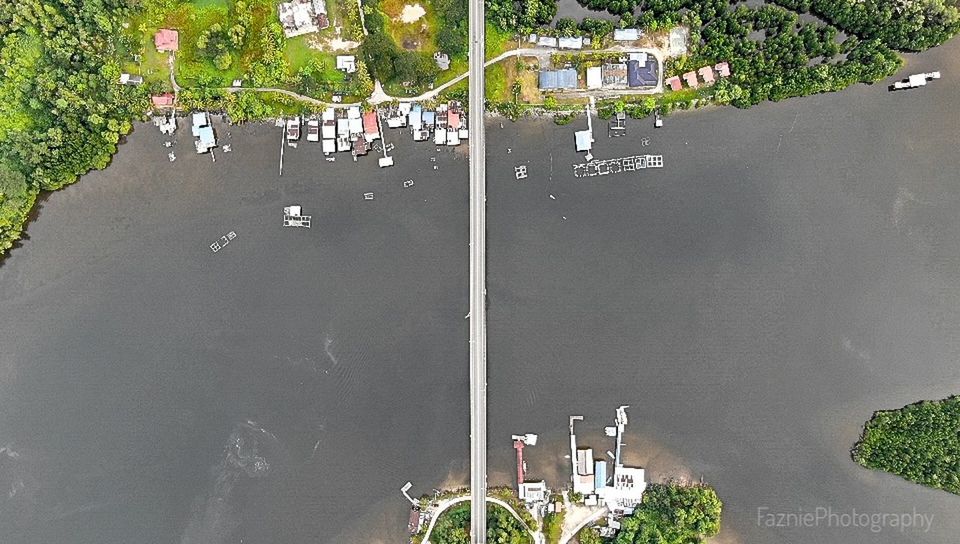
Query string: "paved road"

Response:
xmin=468 ymin=0 xmax=487 ymax=539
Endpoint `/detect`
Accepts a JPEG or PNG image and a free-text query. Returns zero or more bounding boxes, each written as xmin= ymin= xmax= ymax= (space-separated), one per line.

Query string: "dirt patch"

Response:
xmin=398 ymin=3 xmax=426 ymax=23
xmin=308 ymin=30 xmax=360 ymax=52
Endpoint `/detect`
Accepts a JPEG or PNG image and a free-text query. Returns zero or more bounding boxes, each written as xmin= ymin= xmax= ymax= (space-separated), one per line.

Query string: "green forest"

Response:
xmin=428 ymin=502 xmax=532 ymax=544
xmin=0 ymin=0 xmax=146 ymax=253
xmin=853 ymin=396 xmax=960 ymax=495
xmin=613 ymin=483 xmax=722 ymax=544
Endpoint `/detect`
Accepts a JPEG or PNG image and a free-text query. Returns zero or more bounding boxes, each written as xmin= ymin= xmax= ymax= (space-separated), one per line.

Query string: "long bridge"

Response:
xmin=467 ymin=0 xmax=487 ymax=539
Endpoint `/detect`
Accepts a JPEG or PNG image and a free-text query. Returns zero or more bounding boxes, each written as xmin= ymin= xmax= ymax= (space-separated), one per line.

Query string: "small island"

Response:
xmin=853 ymin=395 xmax=960 ymax=495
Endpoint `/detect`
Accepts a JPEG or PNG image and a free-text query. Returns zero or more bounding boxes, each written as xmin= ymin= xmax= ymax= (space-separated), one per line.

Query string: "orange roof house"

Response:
xmin=682 ymin=71 xmax=699 ymax=88
xmin=698 ymin=65 xmax=715 ymax=84
xmin=665 ymin=76 xmax=682 ymax=91
xmin=154 ymin=29 xmax=179 ymax=52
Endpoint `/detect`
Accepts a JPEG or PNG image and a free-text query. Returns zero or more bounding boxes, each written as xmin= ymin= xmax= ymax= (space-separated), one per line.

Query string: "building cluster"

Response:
xmin=540 ymin=52 xmax=659 ymax=91
xmin=281 ymin=101 xmax=467 ymax=160
xmin=511 ymin=407 xmax=649 ymax=536
xmin=278 ymin=0 xmax=329 ymax=38
xmin=527 ymin=34 xmax=591 ymax=50
xmin=569 ymin=407 xmax=647 ymax=523
xmin=382 ymin=101 xmax=469 ymax=146
xmin=665 ymin=61 xmax=730 ymax=91
xmin=191 ymin=112 xmax=217 ymax=154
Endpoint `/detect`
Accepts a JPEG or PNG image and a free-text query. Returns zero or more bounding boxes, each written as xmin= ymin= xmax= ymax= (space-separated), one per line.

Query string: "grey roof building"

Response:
xmin=539 ymin=68 xmax=578 ymax=90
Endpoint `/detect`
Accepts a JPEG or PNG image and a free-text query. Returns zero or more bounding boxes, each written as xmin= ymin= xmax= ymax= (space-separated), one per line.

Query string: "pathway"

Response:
xmin=419 ymin=496 xmax=542 ymax=544
xmin=205 ymin=46 xmax=664 ymax=109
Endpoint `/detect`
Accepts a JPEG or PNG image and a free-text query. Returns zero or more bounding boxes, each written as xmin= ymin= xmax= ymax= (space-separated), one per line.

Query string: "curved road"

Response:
xmin=166 ymin=47 xmax=663 ymax=109
xmin=419 ymin=496 xmax=541 ymax=544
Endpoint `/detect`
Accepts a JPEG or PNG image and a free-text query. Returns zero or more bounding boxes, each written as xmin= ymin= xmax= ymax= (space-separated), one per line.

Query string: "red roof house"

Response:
xmin=682 ymin=71 xmax=699 ymax=89
xmin=362 ymin=111 xmax=379 ymax=140
xmin=715 ymin=62 xmax=731 ymax=77
xmin=698 ymin=66 xmax=715 ymax=84
xmin=154 ymin=29 xmax=179 ymax=52
xmin=665 ymin=76 xmax=682 ymax=91
xmin=151 ymin=93 xmax=175 ymax=107
xmin=447 ymin=111 xmax=460 ymax=130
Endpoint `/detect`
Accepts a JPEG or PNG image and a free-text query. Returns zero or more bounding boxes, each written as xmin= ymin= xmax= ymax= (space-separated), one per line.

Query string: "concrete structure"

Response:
xmin=336 ymin=55 xmax=356 ymax=73
xmin=682 ymin=70 xmax=699 ymax=88
xmin=698 ymin=65 xmax=715 ymax=84
xmin=893 ymin=71 xmax=941 ymax=89
xmin=613 ymin=28 xmax=640 ymax=41
xmin=278 ymin=0 xmax=329 ymax=37
xmin=154 ymin=29 xmax=179 ymax=52
xmin=669 ymin=26 xmax=688 ymax=55
xmin=119 ymin=73 xmax=143 ymax=86
xmin=191 ymin=112 xmax=216 ymax=153
xmin=558 ymin=37 xmax=584 ymax=50
xmin=537 ymin=36 xmax=559 ymax=48
xmin=539 ymin=69 xmax=578 ymax=90
xmin=715 ymin=61 xmax=731 ymax=77
xmin=586 ymin=66 xmax=602 ymax=90
xmin=575 ymin=130 xmax=592 ymax=152
xmin=286 ymin=116 xmax=301 ymax=142
xmin=665 ymin=76 xmax=682 ymax=91
xmin=468 ymin=0 xmax=487 ymax=534
xmin=519 ymin=481 xmax=547 ymax=503
xmin=602 ymin=63 xmax=628 ymax=87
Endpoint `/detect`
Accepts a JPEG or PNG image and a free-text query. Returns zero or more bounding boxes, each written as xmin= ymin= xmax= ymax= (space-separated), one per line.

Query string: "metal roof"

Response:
xmin=539 ymin=69 xmax=578 ymax=90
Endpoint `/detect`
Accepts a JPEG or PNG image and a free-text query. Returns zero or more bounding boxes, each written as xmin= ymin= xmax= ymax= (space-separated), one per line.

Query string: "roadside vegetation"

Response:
xmin=613 ymin=483 xmax=722 ymax=544
xmin=430 ymin=502 xmax=533 ymax=544
xmin=852 ymin=396 xmax=960 ymax=495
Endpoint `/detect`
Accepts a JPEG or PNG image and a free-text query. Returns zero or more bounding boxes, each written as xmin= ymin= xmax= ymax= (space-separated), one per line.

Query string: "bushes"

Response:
xmin=853 ymin=396 xmax=960 ymax=494
xmin=0 ymin=0 xmax=147 ymax=255
xmin=431 ymin=502 xmax=533 ymax=544
xmin=613 ymin=483 xmax=722 ymax=544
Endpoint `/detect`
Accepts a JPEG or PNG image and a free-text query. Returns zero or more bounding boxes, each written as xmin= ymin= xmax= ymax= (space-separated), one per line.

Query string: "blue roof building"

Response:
xmin=595 ymin=460 xmax=607 ymax=491
xmin=626 ymin=57 xmax=659 ymax=87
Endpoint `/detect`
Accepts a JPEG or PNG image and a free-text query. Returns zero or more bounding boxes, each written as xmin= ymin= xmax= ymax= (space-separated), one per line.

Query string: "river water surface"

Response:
xmin=2 ymin=37 xmax=960 ymax=544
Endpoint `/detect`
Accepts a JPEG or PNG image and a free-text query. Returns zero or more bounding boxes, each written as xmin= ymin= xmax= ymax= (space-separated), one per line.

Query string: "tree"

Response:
xmin=614 ymin=483 xmax=722 ymax=544
xmin=853 ymin=396 xmax=960 ymax=494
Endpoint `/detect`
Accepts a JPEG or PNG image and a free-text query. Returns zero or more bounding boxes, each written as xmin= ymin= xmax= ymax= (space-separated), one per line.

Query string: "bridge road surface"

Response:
xmin=468 ymin=0 xmax=487 ymax=539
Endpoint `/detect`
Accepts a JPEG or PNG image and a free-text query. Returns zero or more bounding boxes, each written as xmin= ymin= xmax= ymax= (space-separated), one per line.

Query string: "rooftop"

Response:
xmin=154 ymin=29 xmax=179 ymax=52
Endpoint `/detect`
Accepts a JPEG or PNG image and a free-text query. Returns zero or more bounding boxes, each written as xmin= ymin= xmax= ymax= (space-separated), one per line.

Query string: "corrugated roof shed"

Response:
xmin=613 ymin=29 xmax=640 ymax=41
xmin=539 ymin=69 xmax=578 ymax=90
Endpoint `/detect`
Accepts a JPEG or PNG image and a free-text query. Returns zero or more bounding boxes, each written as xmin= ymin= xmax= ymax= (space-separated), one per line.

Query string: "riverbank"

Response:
xmin=1 ymin=35 xmax=960 ymax=544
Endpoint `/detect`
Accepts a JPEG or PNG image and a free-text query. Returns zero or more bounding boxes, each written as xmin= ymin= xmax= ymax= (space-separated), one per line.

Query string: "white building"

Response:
xmin=519 ymin=481 xmax=547 ymax=504
xmin=336 ymin=55 xmax=356 ymax=73
xmin=603 ymin=465 xmax=647 ymax=514
xmin=586 ymin=66 xmax=602 ymax=90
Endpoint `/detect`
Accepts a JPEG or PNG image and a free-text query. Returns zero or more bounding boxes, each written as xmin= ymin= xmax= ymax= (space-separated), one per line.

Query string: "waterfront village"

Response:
xmin=132 ymin=2 xmax=737 ymax=169
xmin=399 ymin=407 xmax=719 ymax=544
